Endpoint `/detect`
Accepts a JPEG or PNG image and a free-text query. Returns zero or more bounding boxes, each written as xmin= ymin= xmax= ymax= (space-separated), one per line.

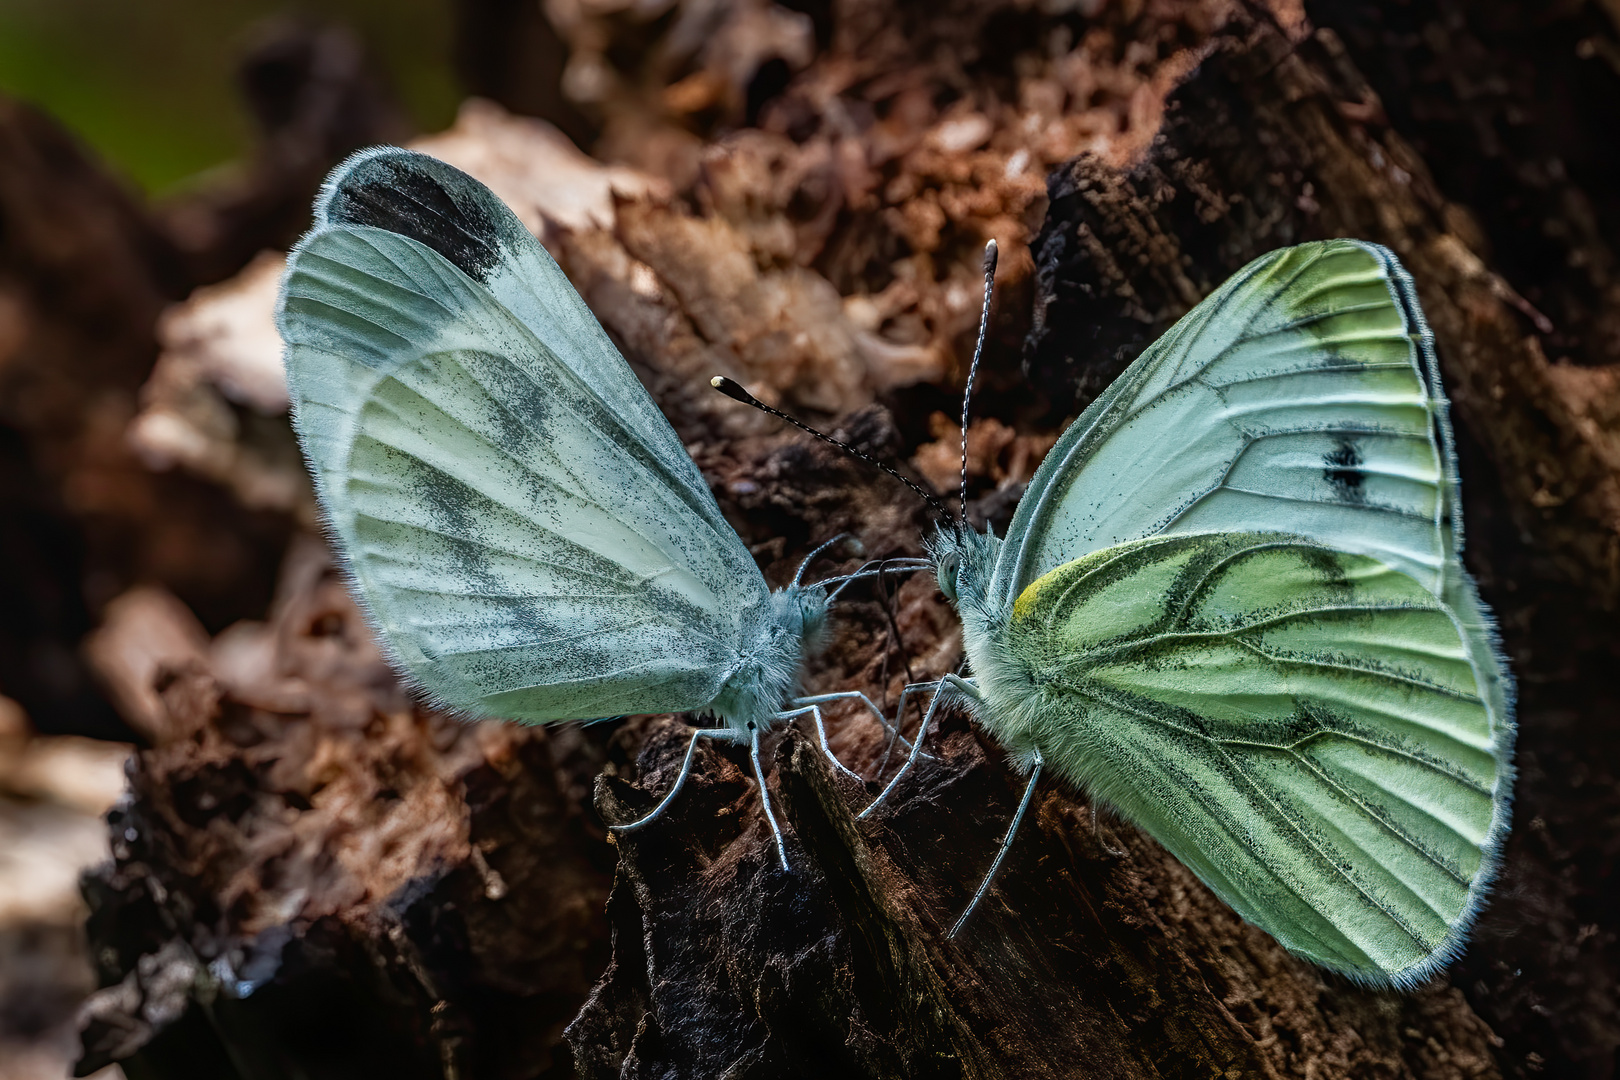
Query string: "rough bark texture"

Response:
xmin=75 ymin=540 xmax=614 ymax=1080
xmin=0 ymin=0 xmax=1611 ymax=1077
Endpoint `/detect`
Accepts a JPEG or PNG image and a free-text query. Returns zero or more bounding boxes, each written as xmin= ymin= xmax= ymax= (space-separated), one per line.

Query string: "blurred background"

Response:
xmin=1 ymin=0 xmax=1618 ymax=1077
xmin=0 ymin=0 xmax=459 ymax=194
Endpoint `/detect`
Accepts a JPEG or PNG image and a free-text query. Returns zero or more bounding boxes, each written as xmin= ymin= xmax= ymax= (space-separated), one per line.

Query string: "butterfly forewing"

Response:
xmin=318 ymin=150 xmax=699 ymax=488
xmin=1001 ymin=532 xmax=1501 ymax=985
xmin=997 ymin=241 xmax=1454 ymax=610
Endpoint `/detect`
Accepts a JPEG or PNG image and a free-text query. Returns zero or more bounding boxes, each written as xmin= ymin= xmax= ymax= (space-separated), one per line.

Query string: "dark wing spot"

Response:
xmin=325 ymin=151 xmax=516 ymax=283
xmin=1323 ymin=439 xmax=1365 ymax=502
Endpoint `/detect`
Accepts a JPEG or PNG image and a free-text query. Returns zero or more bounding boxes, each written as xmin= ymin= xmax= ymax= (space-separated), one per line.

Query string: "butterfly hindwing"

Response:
xmin=279 ymin=176 xmax=772 ymax=722
xmin=1002 ymin=532 xmax=1500 ymax=984
xmin=999 ymin=237 xmax=1513 ymax=848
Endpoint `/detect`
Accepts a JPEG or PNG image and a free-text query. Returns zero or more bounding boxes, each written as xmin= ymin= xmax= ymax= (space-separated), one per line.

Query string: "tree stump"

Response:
xmin=52 ymin=0 xmax=1620 ymax=1077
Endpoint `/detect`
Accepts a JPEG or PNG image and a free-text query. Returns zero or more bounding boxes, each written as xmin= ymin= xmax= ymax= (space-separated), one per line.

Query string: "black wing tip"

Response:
xmin=311 ymin=146 xmax=523 ymax=285
xmin=312 ymin=146 xmax=429 ymax=223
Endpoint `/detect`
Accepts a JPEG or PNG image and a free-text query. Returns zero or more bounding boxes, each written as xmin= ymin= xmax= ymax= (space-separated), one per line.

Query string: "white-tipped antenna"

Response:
xmin=710 ymin=376 xmax=950 ymax=520
xmin=960 ymin=239 xmax=999 ymax=522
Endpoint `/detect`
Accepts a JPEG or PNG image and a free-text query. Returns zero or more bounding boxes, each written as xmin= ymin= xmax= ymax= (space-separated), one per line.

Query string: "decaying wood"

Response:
xmin=573 ymin=712 xmax=1505 ymax=1078
xmin=77 ymin=539 xmax=613 ymax=1078
xmin=0 ymin=0 xmax=1602 ymax=1076
xmin=559 ymin=6 xmax=1515 ymax=1074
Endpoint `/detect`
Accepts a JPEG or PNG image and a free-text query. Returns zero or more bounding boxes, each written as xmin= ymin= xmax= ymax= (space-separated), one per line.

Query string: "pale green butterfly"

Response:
xmin=275 ymin=147 xmax=919 ymax=867
xmin=864 ymin=239 xmax=1515 ymax=988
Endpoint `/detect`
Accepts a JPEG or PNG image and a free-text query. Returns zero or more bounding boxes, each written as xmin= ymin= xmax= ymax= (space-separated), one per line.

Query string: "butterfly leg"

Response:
xmin=872 ymin=680 xmax=947 ymax=778
xmin=858 ymin=674 xmax=979 ymax=819
xmin=948 ymin=748 xmax=1043 ymax=939
xmin=792 ymin=691 xmax=927 ymax=758
xmin=774 ymin=702 xmax=863 ymax=782
xmin=750 ymin=722 xmax=791 ymax=871
xmin=608 ymin=727 xmax=719 ymax=834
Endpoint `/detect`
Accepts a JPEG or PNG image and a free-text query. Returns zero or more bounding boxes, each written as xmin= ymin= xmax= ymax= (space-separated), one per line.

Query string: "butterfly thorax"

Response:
xmin=707 ymin=585 xmax=829 ymax=739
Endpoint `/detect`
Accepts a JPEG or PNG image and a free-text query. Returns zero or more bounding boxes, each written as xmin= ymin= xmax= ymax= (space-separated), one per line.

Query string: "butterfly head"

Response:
xmin=783 ymin=582 xmax=831 ymax=650
xmin=927 ymin=522 xmax=1000 ymax=611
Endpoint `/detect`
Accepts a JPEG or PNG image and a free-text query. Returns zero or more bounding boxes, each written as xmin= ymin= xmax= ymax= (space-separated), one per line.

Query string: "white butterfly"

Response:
xmin=864 ymin=240 xmax=1514 ymax=987
xmin=276 ymin=148 xmax=910 ymax=866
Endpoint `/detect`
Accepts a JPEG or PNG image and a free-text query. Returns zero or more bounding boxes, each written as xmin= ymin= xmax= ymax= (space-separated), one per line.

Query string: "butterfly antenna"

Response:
xmin=959 ymin=239 xmax=999 ymax=523
xmin=710 ymin=376 xmax=950 ymax=519
xmin=793 ymin=533 xmax=857 ymax=587
xmin=879 ymin=561 xmax=915 ymax=686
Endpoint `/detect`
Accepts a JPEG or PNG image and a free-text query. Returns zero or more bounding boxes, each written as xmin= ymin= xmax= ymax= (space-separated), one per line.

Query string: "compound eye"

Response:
xmin=936 ymin=555 xmax=960 ymax=602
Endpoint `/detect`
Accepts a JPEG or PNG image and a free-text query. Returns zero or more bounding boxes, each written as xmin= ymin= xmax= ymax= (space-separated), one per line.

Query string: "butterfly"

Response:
xmin=867 ymin=239 xmax=1515 ymax=988
xmin=275 ymin=148 xmax=911 ymax=867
